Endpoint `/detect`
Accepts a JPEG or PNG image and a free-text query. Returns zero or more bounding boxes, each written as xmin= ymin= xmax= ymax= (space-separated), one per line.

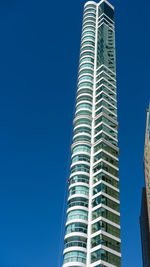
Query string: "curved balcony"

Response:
xmin=64 ymin=235 xmax=87 ymax=249
xmin=73 ymin=120 xmax=92 ymax=131
xmin=76 ymin=102 xmax=92 ymax=111
xmin=81 ymin=38 xmax=95 ymax=48
xmin=65 ymin=221 xmax=88 ymax=235
xmin=69 ymin=174 xmax=89 ymax=185
xmin=82 ymin=27 xmax=95 ymax=36
xmin=72 ymin=151 xmax=90 ymax=163
xmin=84 ymin=6 xmax=96 ymax=13
xmin=80 ymin=48 xmax=95 ymax=57
xmin=73 ymin=133 xmax=91 ymax=144
xmin=63 ymin=248 xmax=86 ymax=266
xmin=70 ymin=163 xmax=90 ymax=176
xmin=82 ymin=21 xmax=96 ymax=30
xmin=73 ymin=115 xmax=92 ymax=125
xmin=75 ymin=109 xmax=92 ymax=117
xmin=79 ymin=62 xmax=94 ymax=71
xmin=78 ymin=71 xmax=94 ymax=81
xmin=73 ymin=123 xmax=91 ymax=134
xmin=66 ymin=208 xmax=88 ymax=222
xmin=73 ymin=136 xmax=91 ymax=144
xmin=76 ymin=94 xmax=93 ymax=105
xmin=68 ymin=196 xmax=89 ymax=209
xmin=82 ymin=21 xmax=96 ymax=31
xmin=76 ymin=88 xmax=93 ymax=98
xmin=84 ymin=1 xmax=96 ymax=8
xmin=79 ymin=55 xmax=94 ymax=66
xmin=73 ymin=123 xmax=91 ymax=133
xmin=82 ymin=15 xmax=96 ymax=25
xmin=78 ymin=78 xmax=94 ymax=88
xmin=81 ymin=30 xmax=95 ymax=40
xmin=83 ymin=14 xmax=96 ymax=23
xmin=80 ymin=39 xmax=95 ymax=48
xmin=71 ymin=142 xmax=91 ymax=154
xmin=83 ymin=10 xmax=96 ymax=19
xmin=78 ymin=67 xmax=94 ymax=76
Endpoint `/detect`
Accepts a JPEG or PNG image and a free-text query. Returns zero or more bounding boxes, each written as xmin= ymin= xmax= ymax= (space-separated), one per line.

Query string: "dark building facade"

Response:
xmin=140 ymin=188 xmax=150 ymax=266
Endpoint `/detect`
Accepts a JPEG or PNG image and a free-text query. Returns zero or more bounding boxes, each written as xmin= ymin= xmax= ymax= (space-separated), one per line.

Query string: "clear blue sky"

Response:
xmin=0 ymin=0 xmax=149 ymax=266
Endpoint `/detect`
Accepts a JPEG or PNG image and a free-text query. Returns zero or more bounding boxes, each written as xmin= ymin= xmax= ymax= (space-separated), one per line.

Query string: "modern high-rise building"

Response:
xmin=62 ymin=1 xmax=121 ymax=266
xmin=140 ymin=106 xmax=150 ymax=267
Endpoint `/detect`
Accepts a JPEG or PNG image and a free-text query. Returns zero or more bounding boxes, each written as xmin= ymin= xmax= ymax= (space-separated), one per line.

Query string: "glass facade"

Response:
xmin=62 ymin=1 xmax=121 ymax=266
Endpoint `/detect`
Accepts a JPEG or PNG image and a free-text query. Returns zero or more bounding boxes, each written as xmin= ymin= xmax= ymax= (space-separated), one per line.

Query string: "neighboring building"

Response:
xmin=140 ymin=106 xmax=150 ymax=267
xmin=62 ymin=1 xmax=121 ymax=266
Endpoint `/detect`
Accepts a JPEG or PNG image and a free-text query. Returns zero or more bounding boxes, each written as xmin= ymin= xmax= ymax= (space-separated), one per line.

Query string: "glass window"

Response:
xmin=95 ymin=99 xmax=117 ymax=115
xmin=72 ymin=154 xmax=90 ymax=163
xmin=83 ymin=12 xmax=96 ymax=20
xmin=72 ymin=145 xmax=91 ymax=154
xmin=77 ymin=88 xmax=92 ymax=97
xmin=83 ymin=16 xmax=96 ymax=24
xmin=76 ymin=109 xmax=92 ymax=117
xmin=66 ymin=222 xmax=87 ymax=234
xmin=64 ymin=250 xmax=86 ymax=264
xmin=96 ymin=65 xmax=116 ymax=79
xmin=79 ymin=57 xmax=94 ymax=66
xmin=98 ymin=2 xmax=114 ymax=21
xmin=94 ymin=123 xmax=118 ymax=140
xmin=94 ymin=141 xmax=119 ymax=157
xmin=96 ymin=92 xmax=116 ymax=108
xmin=71 ymin=164 xmax=90 ymax=174
xmin=78 ymin=81 xmax=93 ymax=89
xmin=78 ymin=75 xmax=93 ymax=83
xmin=74 ymin=118 xmax=92 ymax=127
xmin=76 ymin=95 xmax=92 ymax=104
xmin=76 ymin=103 xmax=92 ymax=110
xmin=82 ymin=35 xmax=95 ymax=42
xmin=94 ymin=151 xmax=118 ymax=167
xmin=79 ymin=62 xmax=94 ymax=70
xmin=84 ymin=7 xmax=96 ymax=13
xmin=91 ymin=248 xmax=121 ymax=266
xmin=93 ymin=160 xmax=119 ymax=178
xmin=69 ymin=185 xmax=89 ymax=196
xmin=68 ymin=197 xmax=88 ymax=208
xmin=73 ymin=135 xmax=91 ymax=143
xmin=82 ymin=21 xmax=96 ymax=28
xmin=93 ymin=183 xmax=119 ymax=199
xmin=96 ymin=23 xmax=116 ymax=72
xmin=67 ymin=209 xmax=88 ymax=221
xmin=80 ymin=51 xmax=94 ymax=58
xmin=69 ymin=174 xmax=89 ymax=184
xmin=95 ymin=105 xmax=117 ymax=120
xmin=91 ymin=233 xmax=120 ymax=252
xmin=92 ymin=220 xmax=120 ymax=238
xmin=92 ymin=207 xmax=120 ymax=224
xmin=65 ymin=235 xmax=87 ymax=249
xmin=80 ymin=56 xmax=94 ymax=64
xmin=93 ymin=171 xmax=119 ymax=188
xmin=82 ymin=26 xmax=95 ymax=33
xmin=74 ymin=126 xmax=91 ymax=136
xmin=92 ymin=194 xmax=120 ymax=211
xmin=94 ymin=131 xmax=118 ymax=147
xmin=82 ymin=30 xmax=95 ymax=37
xmin=95 ymin=114 xmax=117 ymax=129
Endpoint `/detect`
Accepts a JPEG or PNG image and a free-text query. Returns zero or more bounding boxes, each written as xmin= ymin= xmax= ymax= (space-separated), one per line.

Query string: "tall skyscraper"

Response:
xmin=140 ymin=106 xmax=150 ymax=267
xmin=62 ymin=1 xmax=121 ymax=266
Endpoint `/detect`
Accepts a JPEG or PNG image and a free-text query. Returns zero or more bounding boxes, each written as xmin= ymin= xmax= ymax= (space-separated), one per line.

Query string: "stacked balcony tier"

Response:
xmin=63 ymin=2 xmax=97 ymax=267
